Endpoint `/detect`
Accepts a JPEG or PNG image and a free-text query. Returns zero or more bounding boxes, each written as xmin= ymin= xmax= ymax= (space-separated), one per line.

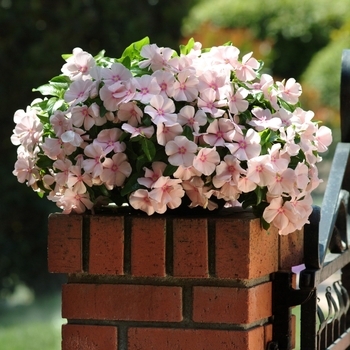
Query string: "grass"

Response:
xmin=0 ymin=290 xmax=64 ymax=350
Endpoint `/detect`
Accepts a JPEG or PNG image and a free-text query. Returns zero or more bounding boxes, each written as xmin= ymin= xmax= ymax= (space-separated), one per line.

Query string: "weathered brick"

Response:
xmin=62 ymin=324 xmax=117 ymax=350
xmin=279 ymin=228 xmax=304 ymax=271
xmin=215 ymin=212 xmax=279 ymax=279
xmin=62 ymin=283 xmax=182 ymax=322
xmin=89 ymin=215 xmax=124 ymax=275
xmin=192 ymin=282 xmax=272 ymax=324
xmin=131 ymin=216 xmax=166 ymax=277
xmin=48 ymin=213 xmax=83 ymax=273
xmin=173 ymin=218 xmax=208 ymax=278
xmin=128 ymin=327 xmax=266 ymax=350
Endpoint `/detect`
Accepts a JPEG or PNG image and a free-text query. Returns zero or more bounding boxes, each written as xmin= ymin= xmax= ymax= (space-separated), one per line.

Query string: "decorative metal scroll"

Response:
xmin=316 ymin=281 xmax=350 ymax=350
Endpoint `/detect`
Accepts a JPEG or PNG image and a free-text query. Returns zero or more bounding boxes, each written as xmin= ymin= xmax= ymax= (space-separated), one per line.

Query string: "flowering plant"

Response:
xmin=11 ymin=37 xmax=332 ymax=235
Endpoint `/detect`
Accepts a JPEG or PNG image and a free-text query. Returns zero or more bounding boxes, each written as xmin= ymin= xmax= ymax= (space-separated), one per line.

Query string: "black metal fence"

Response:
xmin=269 ymin=50 xmax=350 ymax=350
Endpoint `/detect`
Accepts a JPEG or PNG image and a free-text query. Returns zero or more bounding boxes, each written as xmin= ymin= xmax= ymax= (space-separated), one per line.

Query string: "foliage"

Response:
xmin=182 ymin=0 xmax=349 ymax=78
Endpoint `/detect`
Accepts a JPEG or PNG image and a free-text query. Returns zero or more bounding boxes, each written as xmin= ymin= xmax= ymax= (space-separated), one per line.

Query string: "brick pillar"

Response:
xmin=48 ymin=210 xmax=304 ymax=350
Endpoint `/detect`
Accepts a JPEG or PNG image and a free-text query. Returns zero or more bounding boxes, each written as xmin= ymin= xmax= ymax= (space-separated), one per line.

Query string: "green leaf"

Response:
xmin=32 ymin=84 xmax=62 ymax=97
xmin=182 ymin=125 xmax=194 ymax=141
xmin=120 ymin=37 xmax=150 ymax=61
xmin=36 ymin=154 xmax=54 ymax=169
xmin=141 ymin=138 xmax=156 ymax=161
xmin=61 ymin=53 xmax=72 ymax=60
xmin=120 ymin=173 xmax=141 ymax=196
xmin=94 ymin=49 xmax=106 ymax=61
xmin=179 ymin=37 xmax=195 ymax=55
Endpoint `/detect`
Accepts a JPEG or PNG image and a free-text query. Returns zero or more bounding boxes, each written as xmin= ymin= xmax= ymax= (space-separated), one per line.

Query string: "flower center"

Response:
xmin=256 ymin=165 xmax=263 ymax=173
xmin=199 ymin=154 xmax=207 ymax=163
xmin=275 ymin=174 xmax=283 ymax=183
xmin=141 ymin=87 xmax=149 ymax=95
xmin=111 ymin=164 xmax=119 ymax=172
xmin=178 ymin=146 xmax=187 ymax=155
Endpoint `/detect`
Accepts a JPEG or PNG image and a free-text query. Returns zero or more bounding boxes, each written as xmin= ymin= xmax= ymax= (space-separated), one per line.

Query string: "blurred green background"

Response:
xmin=1 ymin=0 xmax=348 ymax=348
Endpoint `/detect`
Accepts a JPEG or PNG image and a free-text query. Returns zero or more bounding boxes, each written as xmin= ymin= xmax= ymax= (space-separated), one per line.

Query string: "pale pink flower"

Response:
xmin=314 ymin=126 xmax=332 ymax=153
xmin=152 ymin=70 xmax=175 ymax=98
xmin=235 ymin=52 xmax=259 ymax=81
xmin=41 ymin=137 xmax=75 ymax=159
xmin=64 ymin=79 xmax=94 ymax=105
xmin=49 ymin=111 xmax=69 ymax=138
xmin=101 ymin=62 xmax=132 ymax=85
xmin=268 ymin=144 xmax=290 ymax=171
xmin=177 ymin=106 xmax=207 ymax=135
xmin=267 ymin=167 xmax=296 ymax=196
xmin=182 ymin=177 xmax=208 ymax=208
xmin=208 ymin=45 xmax=240 ymax=68
xmin=82 ymin=143 xmax=106 ymax=178
xmin=53 ymin=158 xmax=73 ymax=186
xmin=193 ymin=147 xmax=220 ymax=176
xmin=212 ymin=155 xmax=245 ymax=188
xmin=197 ymin=88 xmax=225 ymax=118
xmin=216 ymin=182 xmax=241 ymax=201
xmin=246 ymin=154 xmax=275 ymax=186
xmin=172 ymin=69 xmax=199 ymax=102
xmin=134 ymin=75 xmax=161 ymax=104
xmin=13 ymin=154 xmax=39 ymax=186
xmin=138 ymin=161 xmax=167 ymax=188
xmin=58 ymin=188 xmax=94 ymax=214
xmin=263 ymin=197 xmax=296 ymax=235
xmin=61 ymin=47 xmax=96 ymax=81
xmin=121 ymin=123 xmax=154 ymax=139
xmin=294 ymin=162 xmax=310 ymax=191
xmin=165 ymin=135 xmax=198 ymax=167
xmin=144 ymin=95 xmax=177 ymax=126
xmin=279 ymin=126 xmax=301 ymax=157
xmin=276 ymin=78 xmax=302 ymax=105
xmin=284 ymin=193 xmax=313 ymax=230
xmin=139 ymin=44 xmax=174 ymax=71
xmin=60 ymin=126 xmax=85 ymax=147
xmin=100 ymin=153 xmax=132 ymax=189
xmin=229 ymin=129 xmax=261 ymax=160
xmin=99 ymin=81 xmax=131 ymax=111
xmin=249 ymin=107 xmax=282 ymax=131
xmin=203 ymin=118 xmax=235 ymax=147
xmin=71 ymin=103 xmax=100 ymax=130
xmin=129 ymin=189 xmax=159 ymax=215
xmin=11 ymin=114 xmax=43 ymax=148
xmin=156 ymin=123 xmax=183 ymax=146
xmin=173 ymin=165 xmax=202 ymax=180
xmin=94 ymin=128 xmax=126 ymax=154
xmin=276 ymin=107 xmax=300 ymax=128
xmin=67 ymin=165 xmax=92 ymax=193
xmin=149 ymin=176 xmax=184 ymax=209
xmin=227 ymin=86 xmax=249 ymax=115
xmin=117 ymin=102 xmax=143 ymax=126
xmin=237 ymin=176 xmax=257 ymax=193
xmin=197 ymin=68 xmax=229 ymax=99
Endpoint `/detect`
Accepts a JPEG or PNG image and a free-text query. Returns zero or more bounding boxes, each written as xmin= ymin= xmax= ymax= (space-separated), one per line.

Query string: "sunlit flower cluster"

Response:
xmin=11 ymin=38 xmax=332 ymax=235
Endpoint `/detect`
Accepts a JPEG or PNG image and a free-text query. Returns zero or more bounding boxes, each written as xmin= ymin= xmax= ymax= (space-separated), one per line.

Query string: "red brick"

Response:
xmin=62 ymin=324 xmax=117 ymax=350
xmin=89 ymin=215 xmax=124 ymax=275
xmin=192 ymin=283 xmax=272 ymax=324
xmin=215 ymin=212 xmax=279 ymax=279
xmin=62 ymin=283 xmax=182 ymax=322
xmin=48 ymin=213 xmax=83 ymax=273
xmin=173 ymin=218 xmax=208 ymax=278
xmin=264 ymin=323 xmax=273 ymax=345
xmin=128 ymin=327 xmax=266 ymax=350
xmin=131 ymin=217 xmax=166 ymax=277
xmin=279 ymin=228 xmax=304 ymax=271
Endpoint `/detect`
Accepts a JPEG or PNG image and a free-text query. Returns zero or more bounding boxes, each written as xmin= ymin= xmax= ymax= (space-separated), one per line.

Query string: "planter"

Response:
xmin=48 ymin=209 xmax=303 ymax=350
